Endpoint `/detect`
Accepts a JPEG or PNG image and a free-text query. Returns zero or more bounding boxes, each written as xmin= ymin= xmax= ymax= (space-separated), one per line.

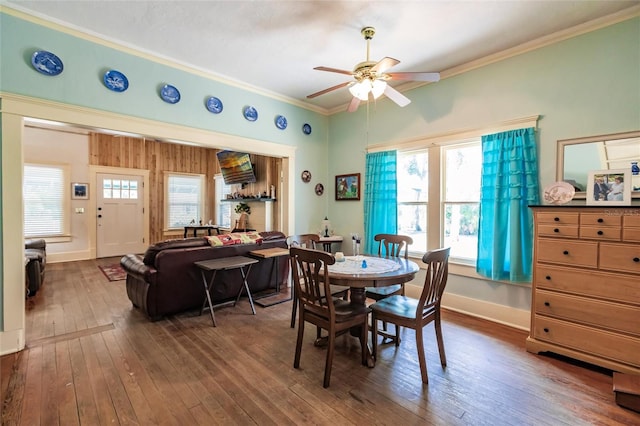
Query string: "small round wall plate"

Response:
xmin=301 ymin=170 xmax=311 ymax=183
xmin=275 ymin=115 xmax=287 ymax=130
xmin=31 ymin=50 xmax=64 ymax=76
xmin=315 ymin=183 xmax=324 ymax=196
xmin=103 ymin=69 xmax=129 ymax=92
xmin=160 ymin=84 xmax=180 ymax=104
xmin=205 ymin=96 xmax=223 ymax=114
xmin=302 ymin=123 xmax=312 ymax=135
xmin=243 ymin=106 xmax=258 ymax=121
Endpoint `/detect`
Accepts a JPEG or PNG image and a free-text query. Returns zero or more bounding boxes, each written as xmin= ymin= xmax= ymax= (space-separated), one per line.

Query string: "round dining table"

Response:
xmin=323 ymin=255 xmax=420 ymax=366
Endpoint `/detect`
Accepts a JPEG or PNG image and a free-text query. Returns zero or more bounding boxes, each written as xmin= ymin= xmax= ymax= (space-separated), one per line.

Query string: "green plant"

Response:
xmin=234 ymin=202 xmax=251 ymax=215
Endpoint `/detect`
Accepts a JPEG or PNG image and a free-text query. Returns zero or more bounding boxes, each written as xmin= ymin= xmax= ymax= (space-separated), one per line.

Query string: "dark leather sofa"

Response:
xmin=25 ymin=238 xmax=46 ymax=297
xmin=120 ymin=231 xmax=289 ymax=320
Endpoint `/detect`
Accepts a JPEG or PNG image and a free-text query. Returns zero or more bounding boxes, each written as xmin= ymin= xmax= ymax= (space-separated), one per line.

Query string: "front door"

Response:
xmin=96 ymin=173 xmax=146 ymax=258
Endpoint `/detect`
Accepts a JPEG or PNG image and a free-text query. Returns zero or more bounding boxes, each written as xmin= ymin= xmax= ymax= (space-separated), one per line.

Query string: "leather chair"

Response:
xmin=290 ymin=246 xmax=370 ymax=388
xmin=365 ymin=234 xmax=413 ymax=341
xmin=25 ymin=238 xmax=46 ymax=297
xmin=370 ymin=247 xmax=450 ymax=384
xmin=287 ymin=234 xmax=348 ymax=328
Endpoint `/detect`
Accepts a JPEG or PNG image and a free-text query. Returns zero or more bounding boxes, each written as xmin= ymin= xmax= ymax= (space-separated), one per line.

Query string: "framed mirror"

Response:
xmin=557 ymin=130 xmax=640 ymax=199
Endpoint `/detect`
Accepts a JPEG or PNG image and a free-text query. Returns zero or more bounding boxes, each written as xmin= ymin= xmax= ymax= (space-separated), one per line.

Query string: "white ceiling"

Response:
xmin=4 ymin=1 xmax=640 ymax=113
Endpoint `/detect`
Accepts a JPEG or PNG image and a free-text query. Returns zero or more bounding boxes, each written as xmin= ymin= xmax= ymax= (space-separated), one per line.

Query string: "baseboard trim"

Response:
xmin=0 ymin=328 xmax=25 ymax=356
xmin=404 ymin=284 xmax=530 ymax=331
xmin=48 ymin=249 xmax=92 ymax=263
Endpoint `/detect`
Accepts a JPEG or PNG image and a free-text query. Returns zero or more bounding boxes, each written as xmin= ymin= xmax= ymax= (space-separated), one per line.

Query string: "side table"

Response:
xmin=184 ymin=225 xmax=221 ymax=238
xmin=194 ymin=256 xmax=259 ymax=327
xmin=249 ymin=247 xmax=290 ymax=307
xmin=319 ymin=235 xmax=343 ymax=252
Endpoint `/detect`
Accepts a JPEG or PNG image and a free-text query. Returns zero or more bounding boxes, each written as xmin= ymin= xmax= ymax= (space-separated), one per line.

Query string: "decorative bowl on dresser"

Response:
xmin=526 ymin=205 xmax=640 ymax=375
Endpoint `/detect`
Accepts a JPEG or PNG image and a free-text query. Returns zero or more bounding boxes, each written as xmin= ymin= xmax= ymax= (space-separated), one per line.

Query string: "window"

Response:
xmin=442 ymin=143 xmax=481 ymax=262
xmin=102 ymin=178 xmax=139 ymax=199
xmin=165 ymin=173 xmax=205 ymax=229
xmin=214 ymin=174 xmax=232 ymax=228
xmin=23 ymin=163 xmax=70 ymax=237
xmin=396 ymin=139 xmax=481 ymax=262
xmin=397 ymin=150 xmax=428 ymax=252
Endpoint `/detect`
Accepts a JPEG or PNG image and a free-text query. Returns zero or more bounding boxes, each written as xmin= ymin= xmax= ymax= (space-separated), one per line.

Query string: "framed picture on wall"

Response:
xmin=335 ymin=173 xmax=360 ymax=201
xmin=586 ymin=169 xmax=631 ymax=205
xmin=71 ymin=182 xmax=89 ymax=200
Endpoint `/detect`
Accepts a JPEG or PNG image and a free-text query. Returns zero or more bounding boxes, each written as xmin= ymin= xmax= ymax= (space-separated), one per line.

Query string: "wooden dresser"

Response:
xmin=527 ymin=205 xmax=640 ymax=374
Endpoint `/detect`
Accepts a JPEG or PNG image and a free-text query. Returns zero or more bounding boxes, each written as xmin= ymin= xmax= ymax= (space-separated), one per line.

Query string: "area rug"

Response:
xmin=99 ymin=264 xmax=127 ymax=282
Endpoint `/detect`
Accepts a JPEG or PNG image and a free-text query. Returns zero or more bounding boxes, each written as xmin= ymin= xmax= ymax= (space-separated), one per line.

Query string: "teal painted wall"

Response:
xmin=327 ymin=18 xmax=640 ymax=311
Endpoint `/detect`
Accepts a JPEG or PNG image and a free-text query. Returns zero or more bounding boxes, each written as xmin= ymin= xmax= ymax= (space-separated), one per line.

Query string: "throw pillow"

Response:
xmin=205 ymin=234 xmax=241 ymax=246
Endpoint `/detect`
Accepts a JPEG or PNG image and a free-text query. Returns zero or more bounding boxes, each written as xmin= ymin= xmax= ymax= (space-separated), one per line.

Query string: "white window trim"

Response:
xmin=163 ymin=171 xmax=205 ymax=231
xmin=214 ymin=173 xmax=233 ymax=230
xmin=23 ymin=162 xmax=72 ymax=242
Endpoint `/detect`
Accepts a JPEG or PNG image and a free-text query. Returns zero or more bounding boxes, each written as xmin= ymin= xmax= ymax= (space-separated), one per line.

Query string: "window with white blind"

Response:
xmin=23 ymin=163 xmax=70 ymax=237
xmin=165 ymin=173 xmax=205 ymax=229
xmin=214 ymin=174 xmax=232 ymax=229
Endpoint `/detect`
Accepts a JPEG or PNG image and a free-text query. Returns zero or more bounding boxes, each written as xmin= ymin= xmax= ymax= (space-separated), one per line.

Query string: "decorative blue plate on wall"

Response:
xmin=275 ymin=115 xmax=287 ymax=130
xmin=103 ymin=70 xmax=129 ymax=92
xmin=31 ymin=50 xmax=64 ymax=76
xmin=160 ymin=84 xmax=180 ymax=104
xmin=302 ymin=123 xmax=312 ymax=135
xmin=243 ymin=106 xmax=258 ymax=121
xmin=206 ymin=96 xmax=223 ymax=114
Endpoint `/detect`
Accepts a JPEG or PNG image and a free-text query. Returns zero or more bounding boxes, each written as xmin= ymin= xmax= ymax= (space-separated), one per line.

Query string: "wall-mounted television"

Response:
xmin=216 ymin=150 xmax=257 ymax=185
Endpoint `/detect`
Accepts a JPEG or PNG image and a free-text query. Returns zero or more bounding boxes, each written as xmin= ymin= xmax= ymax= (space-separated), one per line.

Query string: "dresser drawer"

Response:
xmin=533 ymin=316 xmax=640 ymax=367
xmin=580 ymin=213 xmax=622 ymax=227
xmin=537 ymin=224 xmax=578 ymax=238
xmin=535 ymin=290 xmax=640 ymax=336
xmin=535 ymin=265 xmax=640 ymax=305
xmin=536 ymin=239 xmax=597 ymax=268
xmin=537 ymin=212 xmax=579 ymax=225
xmin=579 ymin=226 xmax=621 ymax=241
xmin=623 ymin=213 xmax=640 ymax=227
xmin=623 ymin=227 xmax=640 ymax=242
xmin=600 ymin=242 xmax=640 ymax=274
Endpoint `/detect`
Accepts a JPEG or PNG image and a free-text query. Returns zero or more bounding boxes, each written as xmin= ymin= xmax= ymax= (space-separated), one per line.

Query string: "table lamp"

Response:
xmin=322 ymin=217 xmax=331 ymax=238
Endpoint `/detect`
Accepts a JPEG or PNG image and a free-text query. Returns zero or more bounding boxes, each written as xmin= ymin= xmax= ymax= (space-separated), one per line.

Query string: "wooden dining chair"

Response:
xmin=365 ymin=234 xmax=413 ymax=341
xmin=287 ymin=234 xmax=348 ymax=328
xmin=289 ymin=247 xmax=370 ymax=388
xmin=370 ymin=247 xmax=450 ymax=384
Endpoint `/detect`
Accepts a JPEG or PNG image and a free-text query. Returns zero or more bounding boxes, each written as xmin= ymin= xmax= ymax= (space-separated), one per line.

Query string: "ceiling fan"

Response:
xmin=307 ymin=26 xmax=440 ymax=112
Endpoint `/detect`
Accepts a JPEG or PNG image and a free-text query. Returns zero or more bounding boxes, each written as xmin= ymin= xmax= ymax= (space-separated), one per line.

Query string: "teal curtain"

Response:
xmin=477 ymin=128 xmax=539 ymax=282
xmin=364 ymin=151 xmax=397 ymax=254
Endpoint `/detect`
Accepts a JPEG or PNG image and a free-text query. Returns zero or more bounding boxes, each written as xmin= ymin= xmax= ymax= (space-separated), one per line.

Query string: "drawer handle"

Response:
xmin=554 ymin=217 xmax=560 ymax=222
xmin=597 ymin=218 xmax=604 ymax=223
xmin=563 ymin=250 xmax=569 ymax=255
xmin=597 ymin=230 xmax=603 ymax=235
xmin=544 ymin=302 xmax=550 ymax=307
xmin=543 ymin=328 xmax=549 ymax=333
xmin=634 ymin=257 xmax=640 ymax=263
xmin=545 ymin=275 xmax=551 ymax=280
xmin=554 ymin=228 xmax=559 ymax=233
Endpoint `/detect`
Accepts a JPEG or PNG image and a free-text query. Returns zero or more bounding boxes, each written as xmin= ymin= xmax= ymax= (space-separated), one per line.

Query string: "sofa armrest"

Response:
xmin=25 ymin=238 xmax=46 ymax=250
xmin=121 ymin=254 xmax=156 ymax=282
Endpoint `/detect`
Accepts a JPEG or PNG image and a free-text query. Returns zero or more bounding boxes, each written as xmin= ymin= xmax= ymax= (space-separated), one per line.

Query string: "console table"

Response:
xmin=184 ymin=225 xmax=221 ymax=238
xmin=193 ymin=256 xmax=259 ymax=326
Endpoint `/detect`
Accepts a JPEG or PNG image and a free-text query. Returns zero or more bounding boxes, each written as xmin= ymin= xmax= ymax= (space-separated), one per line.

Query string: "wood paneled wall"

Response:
xmin=89 ymin=133 xmax=280 ymax=243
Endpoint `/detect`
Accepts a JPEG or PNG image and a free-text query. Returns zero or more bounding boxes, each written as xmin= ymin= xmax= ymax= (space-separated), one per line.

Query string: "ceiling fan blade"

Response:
xmin=386 ymin=72 xmax=441 ymax=82
xmin=313 ymin=66 xmax=354 ymax=76
xmin=383 ymin=85 xmax=411 ymax=107
xmin=307 ymin=81 xmax=351 ymax=99
xmin=371 ymin=57 xmax=400 ymax=74
xmin=347 ymin=96 xmax=361 ymax=113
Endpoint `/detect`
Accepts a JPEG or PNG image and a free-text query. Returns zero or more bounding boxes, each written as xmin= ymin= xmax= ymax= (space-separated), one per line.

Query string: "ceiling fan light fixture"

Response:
xmin=371 ymin=79 xmax=386 ymax=99
xmin=349 ymin=80 xmax=371 ymax=101
xmin=349 ymin=79 xmax=387 ymax=101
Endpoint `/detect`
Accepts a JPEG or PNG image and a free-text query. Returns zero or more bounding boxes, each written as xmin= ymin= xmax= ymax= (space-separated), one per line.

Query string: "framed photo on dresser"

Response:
xmin=586 ymin=169 xmax=631 ymax=206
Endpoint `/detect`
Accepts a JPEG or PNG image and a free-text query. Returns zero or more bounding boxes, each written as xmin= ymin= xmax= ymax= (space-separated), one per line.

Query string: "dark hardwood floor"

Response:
xmin=2 ymin=258 xmax=638 ymax=425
